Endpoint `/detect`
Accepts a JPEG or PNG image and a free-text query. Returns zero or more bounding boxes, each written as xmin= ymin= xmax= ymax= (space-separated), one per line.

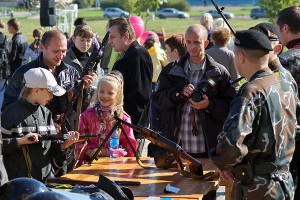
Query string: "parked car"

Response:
xmin=103 ymin=7 xmax=129 ymax=19
xmin=207 ymin=10 xmax=235 ymax=19
xmin=250 ymin=8 xmax=269 ymax=19
xmin=155 ymin=8 xmax=190 ymax=19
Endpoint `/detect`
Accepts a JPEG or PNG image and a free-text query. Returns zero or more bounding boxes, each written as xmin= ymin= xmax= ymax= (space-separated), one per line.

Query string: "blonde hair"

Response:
xmin=200 ymin=13 xmax=213 ymax=25
xmin=93 ymin=71 xmax=124 ymax=117
xmin=212 ymin=18 xmax=230 ymax=31
xmin=20 ymin=87 xmax=34 ymax=99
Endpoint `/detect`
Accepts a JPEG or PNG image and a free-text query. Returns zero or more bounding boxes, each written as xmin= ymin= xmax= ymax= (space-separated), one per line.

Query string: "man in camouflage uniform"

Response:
xmin=210 ymin=30 xmax=298 ymax=199
xmin=276 ymin=6 xmax=300 ymax=199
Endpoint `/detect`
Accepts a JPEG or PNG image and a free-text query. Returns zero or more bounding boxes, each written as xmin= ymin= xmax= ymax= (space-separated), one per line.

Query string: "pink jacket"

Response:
xmin=75 ymin=107 xmax=137 ymax=167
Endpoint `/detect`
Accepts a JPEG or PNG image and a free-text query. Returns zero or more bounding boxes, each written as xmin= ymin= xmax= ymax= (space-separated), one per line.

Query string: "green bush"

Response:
xmin=160 ymin=0 xmax=190 ymax=11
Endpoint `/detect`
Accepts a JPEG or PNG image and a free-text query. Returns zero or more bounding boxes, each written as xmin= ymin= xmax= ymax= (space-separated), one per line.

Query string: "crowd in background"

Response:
xmin=0 ymin=6 xmax=300 ymax=200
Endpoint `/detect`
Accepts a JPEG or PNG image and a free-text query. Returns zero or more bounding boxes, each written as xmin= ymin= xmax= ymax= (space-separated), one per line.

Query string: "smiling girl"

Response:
xmin=75 ymin=71 xmax=137 ymax=167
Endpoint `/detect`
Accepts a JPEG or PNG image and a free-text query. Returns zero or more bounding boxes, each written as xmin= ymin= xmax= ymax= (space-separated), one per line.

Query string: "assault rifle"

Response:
xmin=2 ymin=133 xmax=99 ymax=142
xmin=58 ymin=32 xmax=110 ymax=134
xmin=28 ymin=133 xmax=98 ymax=141
xmin=211 ymin=0 xmax=236 ymax=35
xmin=114 ymin=116 xmax=204 ymax=176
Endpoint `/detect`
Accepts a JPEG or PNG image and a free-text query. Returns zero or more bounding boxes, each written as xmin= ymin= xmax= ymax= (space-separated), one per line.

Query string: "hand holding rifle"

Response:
xmin=56 ymin=32 xmax=110 ymax=134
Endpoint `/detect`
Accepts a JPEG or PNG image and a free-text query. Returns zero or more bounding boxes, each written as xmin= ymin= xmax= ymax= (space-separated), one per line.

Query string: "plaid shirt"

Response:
xmin=178 ymin=59 xmax=206 ymax=154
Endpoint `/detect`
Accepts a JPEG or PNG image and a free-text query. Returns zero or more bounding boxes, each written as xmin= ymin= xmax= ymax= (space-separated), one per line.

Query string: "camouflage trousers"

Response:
xmin=231 ymin=173 xmax=294 ymax=200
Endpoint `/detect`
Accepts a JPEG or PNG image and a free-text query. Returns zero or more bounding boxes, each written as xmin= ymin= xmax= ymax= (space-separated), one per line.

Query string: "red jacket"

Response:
xmin=75 ymin=107 xmax=137 ymax=167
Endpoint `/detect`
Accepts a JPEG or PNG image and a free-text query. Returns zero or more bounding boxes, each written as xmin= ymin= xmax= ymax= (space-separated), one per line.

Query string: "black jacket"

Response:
xmin=152 ymin=53 xmax=236 ymax=152
xmin=2 ymin=54 xmax=80 ymax=117
xmin=1 ymin=99 xmax=66 ymax=182
xmin=9 ymin=32 xmax=28 ymax=74
xmin=112 ymin=41 xmax=153 ymax=125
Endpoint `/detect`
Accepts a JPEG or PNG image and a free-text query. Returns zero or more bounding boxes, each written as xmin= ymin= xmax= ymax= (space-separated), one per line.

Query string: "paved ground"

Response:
xmin=141 ymin=139 xmax=226 ymax=200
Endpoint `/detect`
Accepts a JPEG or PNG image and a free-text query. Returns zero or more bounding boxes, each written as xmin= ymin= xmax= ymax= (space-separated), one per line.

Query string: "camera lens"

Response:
xmin=191 ymin=91 xmax=203 ymax=102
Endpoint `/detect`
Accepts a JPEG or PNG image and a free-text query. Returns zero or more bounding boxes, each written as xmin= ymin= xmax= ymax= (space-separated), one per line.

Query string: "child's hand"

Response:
xmin=18 ymin=132 xmax=41 ymax=145
xmin=61 ymin=131 xmax=79 ymax=149
xmin=108 ymin=148 xmax=128 ymax=157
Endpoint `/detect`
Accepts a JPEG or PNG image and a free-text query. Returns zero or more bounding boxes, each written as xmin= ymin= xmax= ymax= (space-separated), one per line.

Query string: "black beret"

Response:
xmin=249 ymin=23 xmax=280 ymax=41
xmin=234 ymin=30 xmax=273 ymax=51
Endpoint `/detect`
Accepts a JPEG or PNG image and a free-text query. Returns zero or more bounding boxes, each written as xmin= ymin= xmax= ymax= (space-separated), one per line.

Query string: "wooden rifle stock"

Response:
xmin=114 ymin=116 xmax=203 ymax=176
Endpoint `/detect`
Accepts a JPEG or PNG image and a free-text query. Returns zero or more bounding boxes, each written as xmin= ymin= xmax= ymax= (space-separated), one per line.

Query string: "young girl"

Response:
xmin=75 ymin=71 xmax=137 ymax=167
xmin=1 ymin=67 xmax=79 ymax=182
xmin=22 ymin=28 xmax=43 ymax=65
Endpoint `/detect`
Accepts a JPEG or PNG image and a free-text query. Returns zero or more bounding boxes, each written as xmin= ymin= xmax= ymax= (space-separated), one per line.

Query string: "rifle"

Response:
xmin=58 ymin=32 xmax=110 ymax=134
xmin=46 ymin=178 xmax=141 ymax=186
xmin=211 ymin=0 xmax=236 ymax=35
xmin=2 ymin=133 xmax=99 ymax=142
xmin=28 ymin=133 xmax=99 ymax=141
xmin=114 ymin=116 xmax=204 ymax=176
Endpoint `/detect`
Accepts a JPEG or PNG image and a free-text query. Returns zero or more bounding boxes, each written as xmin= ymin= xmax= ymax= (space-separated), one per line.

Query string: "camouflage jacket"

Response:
xmin=210 ymin=68 xmax=298 ymax=199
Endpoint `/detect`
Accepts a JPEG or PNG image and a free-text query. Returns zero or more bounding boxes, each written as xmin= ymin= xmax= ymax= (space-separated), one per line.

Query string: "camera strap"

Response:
xmin=192 ymin=110 xmax=200 ymax=136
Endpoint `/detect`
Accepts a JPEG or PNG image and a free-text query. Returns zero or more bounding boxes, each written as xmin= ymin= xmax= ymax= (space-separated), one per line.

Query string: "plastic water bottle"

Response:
xmin=110 ymin=129 xmax=120 ymax=158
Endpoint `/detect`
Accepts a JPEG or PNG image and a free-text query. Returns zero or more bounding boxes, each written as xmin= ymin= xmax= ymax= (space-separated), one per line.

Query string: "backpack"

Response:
xmin=0 ymin=36 xmax=10 ymax=80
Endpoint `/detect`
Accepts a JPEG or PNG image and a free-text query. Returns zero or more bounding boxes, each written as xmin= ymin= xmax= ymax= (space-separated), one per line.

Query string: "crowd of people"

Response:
xmin=0 ymin=5 xmax=300 ymax=200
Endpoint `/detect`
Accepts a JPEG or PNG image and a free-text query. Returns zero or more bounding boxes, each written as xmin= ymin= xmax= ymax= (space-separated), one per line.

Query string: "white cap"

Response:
xmin=24 ymin=67 xmax=66 ymax=96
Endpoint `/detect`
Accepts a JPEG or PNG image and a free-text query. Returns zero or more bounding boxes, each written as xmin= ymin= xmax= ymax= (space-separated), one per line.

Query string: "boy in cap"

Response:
xmin=1 ymin=68 xmax=79 ymax=182
xmin=210 ymin=30 xmax=298 ymax=199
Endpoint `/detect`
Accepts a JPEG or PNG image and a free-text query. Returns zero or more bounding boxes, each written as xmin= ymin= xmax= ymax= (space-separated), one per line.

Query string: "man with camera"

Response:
xmin=152 ymin=24 xmax=235 ymax=199
xmin=152 ymin=24 xmax=235 ymax=162
xmin=152 ymin=24 xmax=235 ymax=158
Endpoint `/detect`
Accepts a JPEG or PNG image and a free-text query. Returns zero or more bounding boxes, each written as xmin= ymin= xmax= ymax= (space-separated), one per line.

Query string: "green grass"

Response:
xmin=0 ymin=7 xmax=271 ymax=41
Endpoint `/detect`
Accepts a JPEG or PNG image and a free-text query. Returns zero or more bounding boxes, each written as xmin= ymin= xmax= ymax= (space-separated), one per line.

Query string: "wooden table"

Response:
xmin=51 ymin=157 xmax=219 ymax=200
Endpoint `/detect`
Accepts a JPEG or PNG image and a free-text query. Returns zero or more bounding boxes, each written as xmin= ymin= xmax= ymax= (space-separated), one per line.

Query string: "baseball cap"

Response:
xmin=24 ymin=67 xmax=66 ymax=96
xmin=249 ymin=23 xmax=280 ymax=41
xmin=234 ymin=30 xmax=273 ymax=51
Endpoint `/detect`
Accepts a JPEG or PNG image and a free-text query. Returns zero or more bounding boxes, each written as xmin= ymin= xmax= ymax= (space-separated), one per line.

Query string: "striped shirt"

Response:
xmin=178 ymin=59 xmax=206 ymax=153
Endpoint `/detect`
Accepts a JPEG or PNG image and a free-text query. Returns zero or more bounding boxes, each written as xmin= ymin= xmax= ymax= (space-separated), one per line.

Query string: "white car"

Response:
xmin=103 ymin=7 xmax=129 ymax=19
xmin=155 ymin=8 xmax=190 ymax=19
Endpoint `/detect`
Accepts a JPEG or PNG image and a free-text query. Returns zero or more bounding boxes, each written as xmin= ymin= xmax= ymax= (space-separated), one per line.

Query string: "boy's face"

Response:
xmin=72 ymin=35 xmax=93 ymax=53
xmin=33 ymin=88 xmax=53 ymax=106
xmin=98 ymin=81 xmax=118 ymax=107
xmin=165 ymin=44 xmax=179 ymax=62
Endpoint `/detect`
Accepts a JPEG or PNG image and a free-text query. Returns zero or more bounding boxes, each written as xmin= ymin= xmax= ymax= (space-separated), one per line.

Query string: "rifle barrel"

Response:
xmin=210 ymin=0 xmax=236 ymax=35
xmin=1 ymin=133 xmax=99 ymax=141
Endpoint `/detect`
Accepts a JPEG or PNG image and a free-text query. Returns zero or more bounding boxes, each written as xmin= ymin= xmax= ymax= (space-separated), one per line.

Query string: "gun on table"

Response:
xmin=46 ymin=178 xmax=141 ymax=186
xmin=114 ymin=116 xmax=204 ymax=177
xmin=2 ymin=133 xmax=99 ymax=142
xmin=211 ymin=0 xmax=236 ymax=35
xmin=27 ymin=133 xmax=99 ymax=142
xmin=58 ymin=32 xmax=110 ymax=134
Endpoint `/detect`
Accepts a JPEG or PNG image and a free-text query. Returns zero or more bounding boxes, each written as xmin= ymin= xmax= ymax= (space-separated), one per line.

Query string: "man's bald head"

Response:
xmin=185 ymin=24 xmax=208 ymax=41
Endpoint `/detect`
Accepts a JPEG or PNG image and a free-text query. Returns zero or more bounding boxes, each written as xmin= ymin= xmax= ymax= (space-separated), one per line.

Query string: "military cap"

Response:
xmin=249 ymin=23 xmax=280 ymax=41
xmin=234 ymin=30 xmax=273 ymax=51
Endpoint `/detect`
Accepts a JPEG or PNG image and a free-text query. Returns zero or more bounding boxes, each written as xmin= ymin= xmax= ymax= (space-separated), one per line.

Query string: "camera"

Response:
xmin=190 ymin=78 xmax=216 ymax=102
